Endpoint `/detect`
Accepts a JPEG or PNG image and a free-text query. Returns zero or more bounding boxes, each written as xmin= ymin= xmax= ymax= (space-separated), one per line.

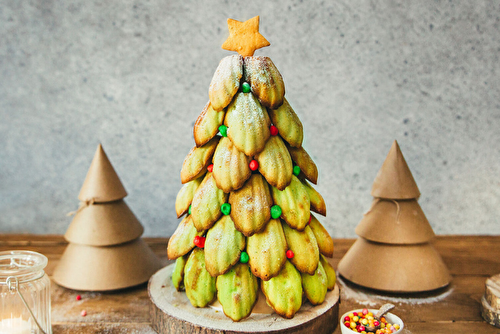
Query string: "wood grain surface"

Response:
xmin=1 ymin=235 xmax=499 ymax=334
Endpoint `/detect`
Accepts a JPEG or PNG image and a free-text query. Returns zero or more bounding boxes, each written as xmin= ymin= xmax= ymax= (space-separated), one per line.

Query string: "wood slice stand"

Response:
xmin=149 ymin=264 xmax=340 ymax=334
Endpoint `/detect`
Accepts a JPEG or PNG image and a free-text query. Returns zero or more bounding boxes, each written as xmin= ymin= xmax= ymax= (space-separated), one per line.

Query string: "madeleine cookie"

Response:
xmin=175 ymin=176 xmax=203 ymax=218
xmin=268 ymin=98 xmax=303 ymax=148
xmin=167 ymin=215 xmax=204 ymax=260
xmin=300 ymin=178 xmax=326 ymax=216
xmin=180 ymin=137 xmax=220 ymax=184
xmin=247 ymin=219 xmax=287 ymax=281
xmin=216 ymin=263 xmax=259 ymax=321
xmin=309 ymin=214 xmax=334 ymax=258
xmin=212 ymin=137 xmax=251 ymax=193
xmin=282 ymin=223 xmax=319 ymax=275
xmin=271 ymin=175 xmax=310 ymax=231
xmin=194 ymin=102 xmax=225 ymax=147
xmin=320 ymin=254 xmax=336 ymax=290
xmin=225 ymin=92 xmax=271 ymax=156
xmin=255 ymin=135 xmax=293 ymax=190
xmin=287 ymin=145 xmax=318 ymax=185
xmin=301 ymin=260 xmax=327 ymax=305
xmin=205 ymin=215 xmax=246 ymax=277
xmin=209 ymin=55 xmax=243 ymax=111
xmin=261 ymin=260 xmax=302 ymax=319
xmin=244 ymin=56 xmax=285 ymax=109
xmin=172 ymin=254 xmax=189 ymax=291
xmin=184 ymin=248 xmax=217 ymax=307
xmin=190 ymin=172 xmax=229 ymax=232
xmin=229 ymin=174 xmax=272 ymax=237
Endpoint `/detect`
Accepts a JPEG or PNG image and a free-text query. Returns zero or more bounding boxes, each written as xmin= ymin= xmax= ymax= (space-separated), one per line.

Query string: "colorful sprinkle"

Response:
xmin=188 ymin=205 xmax=192 ymax=215
xmin=81 ymin=310 xmax=87 ymax=317
xmin=219 ymin=125 xmax=228 ymax=137
xmin=194 ymin=236 xmax=206 ymax=248
xmin=207 ymin=164 xmax=214 ymax=172
xmin=76 ymin=295 xmax=82 ymax=301
xmin=240 ymin=251 xmax=249 ymax=264
xmin=270 ymin=205 xmax=282 ymax=219
xmin=221 ymin=203 xmax=231 ymax=215
xmin=343 ymin=310 xmax=399 ymax=333
xmin=286 ymin=250 xmax=294 ymax=259
xmin=270 ymin=125 xmax=279 ymax=136
xmin=242 ymin=82 xmax=251 ymax=93
xmin=293 ymin=165 xmax=301 ymax=176
xmin=249 ymin=159 xmax=259 ymax=171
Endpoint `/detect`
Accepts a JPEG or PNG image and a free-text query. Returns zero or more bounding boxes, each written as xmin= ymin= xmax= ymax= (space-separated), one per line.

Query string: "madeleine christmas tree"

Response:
xmin=53 ymin=144 xmax=162 ymax=291
xmin=167 ymin=16 xmax=335 ymax=321
xmin=338 ymin=140 xmax=451 ymax=292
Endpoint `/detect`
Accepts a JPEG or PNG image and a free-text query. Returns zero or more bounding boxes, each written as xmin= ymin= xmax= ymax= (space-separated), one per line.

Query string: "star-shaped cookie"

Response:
xmin=222 ymin=16 xmax=270 ymax=57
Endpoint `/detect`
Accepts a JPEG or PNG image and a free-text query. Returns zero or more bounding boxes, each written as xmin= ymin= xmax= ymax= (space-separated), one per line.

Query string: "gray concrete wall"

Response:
xmin=1 ymin=0 xmax=499 ymax=238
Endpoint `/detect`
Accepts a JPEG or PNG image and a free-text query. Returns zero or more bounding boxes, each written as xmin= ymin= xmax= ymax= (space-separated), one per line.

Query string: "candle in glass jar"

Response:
xmin=0 ymin=317 xmax=31 ymax=334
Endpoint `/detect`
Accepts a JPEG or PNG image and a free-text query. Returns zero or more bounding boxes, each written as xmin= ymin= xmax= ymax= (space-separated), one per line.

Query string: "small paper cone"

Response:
xmin=355 ymin=199 xmax=435 ymax=244
xmin=338 ymin=238 xmax=451 ymax=292
xmin=52 ymin=238 xmax=163 ymax=291
xmin=65 ymin=200 xmax=144 ymax=246
xmin=371 ymin=140 xmax=421 ymax=200
xmin=78 ymin=144 xmax=128 ymax=203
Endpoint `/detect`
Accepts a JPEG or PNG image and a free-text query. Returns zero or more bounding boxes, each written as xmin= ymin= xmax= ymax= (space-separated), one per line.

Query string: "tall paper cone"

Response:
xmin=65 ymin=200 xmax=144 ymax=246
xmin=371 ymin=141 xmax=421 ymax=200
xmin=338 ymin=238 xmax=451 ymax=292
xmin=78 ymin=144 xmax=128 ymax=202
xmin=355 ymin=199 xmax=435 ymax=244
xmin=52 ymin=238 xmax=163 ymax=291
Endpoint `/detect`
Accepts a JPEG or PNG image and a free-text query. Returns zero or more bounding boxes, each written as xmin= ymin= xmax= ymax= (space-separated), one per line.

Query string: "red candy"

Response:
xmin=249 ymin=160 xmax=259 ymax=171
xmin=270 ymin=125 xmax=279 ymax=136
xmin=344 ymin=316 xmax=350 ymax=322
xmin=194 ymin=236 xmax=206 ymax=248
xmin=207 ymin=164 xmax=214 ymax=172
xmin=76 ymin=295 xmax=82 ymax=301
xmin=286 ymin=250 xmax=294 ymax=259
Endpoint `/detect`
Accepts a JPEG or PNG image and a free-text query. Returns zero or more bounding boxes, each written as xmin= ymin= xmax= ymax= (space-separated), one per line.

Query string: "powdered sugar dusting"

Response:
xmin=225 ymin=92 xmax=270 ymax=155
xmin=243 ymin=56 xmax=285 ymax=109
xmin=209 ymin=55 xmax=243 ymax=109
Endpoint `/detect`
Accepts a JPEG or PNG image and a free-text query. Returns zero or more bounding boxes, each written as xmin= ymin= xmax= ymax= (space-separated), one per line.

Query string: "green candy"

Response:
xmin=240 ymin=251 xmax=249 ymax=264
xmin=221 ymin=203 xmax=231 ymax=215
xmin=219 ymin=125 xmax=228 ymax=137
xmin=271 ymin=205 xmax=282 ymax=219
xmin=293 ymin=165 xmax=301 ymax=176
xmin=242 ymin=82 xmax=251 ymax=93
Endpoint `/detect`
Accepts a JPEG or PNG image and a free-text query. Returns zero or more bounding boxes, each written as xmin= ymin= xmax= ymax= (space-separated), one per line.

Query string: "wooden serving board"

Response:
xmin=148 ymin=264 xmax=340 ymax=334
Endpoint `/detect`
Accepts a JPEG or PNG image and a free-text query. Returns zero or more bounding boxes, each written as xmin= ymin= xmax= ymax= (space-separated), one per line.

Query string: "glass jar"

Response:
xmin=0 ymin=251 xmax=52 ymax=334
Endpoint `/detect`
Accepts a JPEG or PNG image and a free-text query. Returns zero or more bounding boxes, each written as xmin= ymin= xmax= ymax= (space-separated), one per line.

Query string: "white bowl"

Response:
xmin=340 ymin=308 xmax=404 ymax=334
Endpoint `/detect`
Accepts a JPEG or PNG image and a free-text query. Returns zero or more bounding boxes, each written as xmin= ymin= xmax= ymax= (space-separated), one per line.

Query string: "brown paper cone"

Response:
xmin=78 ymin=144 xmax=128 ymax=203
xmin=52 ymin=238 xmax=163 ymax=291
xmin=338 ymin=238 xmax=451 ymax=292
xmin=355 ymin=199 xmax=435 ymax=244
xmin=371 ymin=140 xmax=421 ymax=200
xmin=65 ymin=200 xmax=144 ymax=246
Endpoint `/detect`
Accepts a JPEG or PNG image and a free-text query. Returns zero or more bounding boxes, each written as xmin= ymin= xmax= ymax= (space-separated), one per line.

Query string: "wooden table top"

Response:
xmin=1 ymin=235 xmax=499 ymax=334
